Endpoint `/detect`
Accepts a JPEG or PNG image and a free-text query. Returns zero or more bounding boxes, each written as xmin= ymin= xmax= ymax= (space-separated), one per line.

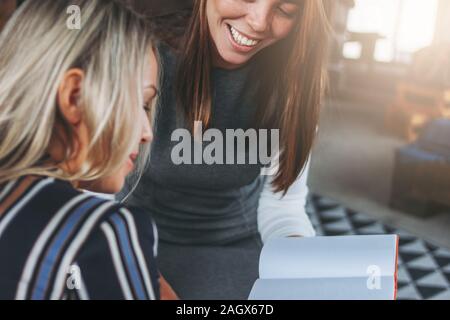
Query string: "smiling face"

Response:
xmin=207 ymin=0 xmax=300 ymax=69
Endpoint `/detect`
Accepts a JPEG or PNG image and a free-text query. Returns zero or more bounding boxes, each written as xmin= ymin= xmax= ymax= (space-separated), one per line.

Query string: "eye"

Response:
xmin=142 ymin=88 xmax=160 ymax=116
xmin=143 ymin=102 xmax=152 ymax=116
xmin=277 ymin=3 xmax=299 ymax=18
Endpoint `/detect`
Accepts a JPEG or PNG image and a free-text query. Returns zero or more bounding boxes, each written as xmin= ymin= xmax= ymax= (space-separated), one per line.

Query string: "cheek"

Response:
xmin=116 ymin=162 xmax=132 ymax=187
xmin=211 ymin=0 xmax=243 ymax=18
xmin=271 ymin=19 xmax=296 ymax=41
xmin=207 ymin=0 xmax=246 ymax=29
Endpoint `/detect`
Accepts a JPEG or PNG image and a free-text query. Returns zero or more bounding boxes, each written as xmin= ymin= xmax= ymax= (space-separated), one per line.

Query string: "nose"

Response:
xmin=140 ymin=112 xmax=153 ymax=144
xmin=246 ymin=3 xmax=272 ymax=34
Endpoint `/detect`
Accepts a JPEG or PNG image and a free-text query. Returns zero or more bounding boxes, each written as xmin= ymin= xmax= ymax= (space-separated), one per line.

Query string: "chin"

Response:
xmin=80 ymin=176 xmax=125 ymax=195
xmin=79 ymin=162 xmax=132 ymax=195
xmin=101 ymin=180 xmax=125 ymax=195
xmin=219 ymin=49 xmax=253 ymax=68
xmin=104 ymin=175 xmax=128 ymax=194
xmin=226 ymin=54 xmax=250 ymax=66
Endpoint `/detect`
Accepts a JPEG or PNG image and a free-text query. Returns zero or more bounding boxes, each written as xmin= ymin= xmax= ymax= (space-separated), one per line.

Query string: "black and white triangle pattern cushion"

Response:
xmin=307 ymin=195 xmax=450 ymax=300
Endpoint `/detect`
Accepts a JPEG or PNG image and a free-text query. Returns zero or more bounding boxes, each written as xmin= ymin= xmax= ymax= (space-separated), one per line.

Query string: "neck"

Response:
xmin=210 ymin=40 xmax=244 ymax=70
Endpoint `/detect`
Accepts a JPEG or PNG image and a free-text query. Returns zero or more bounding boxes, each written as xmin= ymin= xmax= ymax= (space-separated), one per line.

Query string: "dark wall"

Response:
xmin=132 ymin=0 xmax=193 ymax=17
xmin=0 ymin=0 xmax=16 ymax=31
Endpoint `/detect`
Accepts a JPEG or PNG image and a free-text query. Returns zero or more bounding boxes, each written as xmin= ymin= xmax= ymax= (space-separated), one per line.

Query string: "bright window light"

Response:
xmin=345 ymin=0 xmax=439 ymax=63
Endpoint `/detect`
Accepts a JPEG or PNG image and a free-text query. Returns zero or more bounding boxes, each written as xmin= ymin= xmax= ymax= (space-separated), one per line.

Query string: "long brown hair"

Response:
xmin=176 ymin=0 xmax=330 ymax=194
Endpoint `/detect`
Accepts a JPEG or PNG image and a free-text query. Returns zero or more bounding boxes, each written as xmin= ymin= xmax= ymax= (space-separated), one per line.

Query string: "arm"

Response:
xmin=257 ymin=159 xmax=316 ymax=244
xmin=160 ymin=275 xmax=179 ymax=300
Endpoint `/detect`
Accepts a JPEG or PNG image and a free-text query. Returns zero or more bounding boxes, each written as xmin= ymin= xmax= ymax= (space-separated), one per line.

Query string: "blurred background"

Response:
xmin=311 ymin=0 xmax=450 ymax=249
xmin=1 ymin=0 xmax=450 ymax=299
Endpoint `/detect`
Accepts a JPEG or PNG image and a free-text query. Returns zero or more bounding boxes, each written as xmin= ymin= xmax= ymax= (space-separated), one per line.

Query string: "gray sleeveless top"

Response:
xmin=120 ymin=43 xmax=266 ymax=245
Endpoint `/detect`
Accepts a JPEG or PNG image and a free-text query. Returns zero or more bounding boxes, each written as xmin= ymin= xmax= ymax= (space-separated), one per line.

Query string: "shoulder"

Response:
xmin=78 ymin=199 xmax=158 ymax=255
xmin=69 ymin=202 xmax=160 ymax=300
xmin=9 ymin=179 xmax=159 ymax=300
xmin=47 ymin=183 xmax=156 ymax=235
xmin=37 ymin=184 xmax=158 ymax=266
xmin=96 ymin=204 xmax=158 ymax=254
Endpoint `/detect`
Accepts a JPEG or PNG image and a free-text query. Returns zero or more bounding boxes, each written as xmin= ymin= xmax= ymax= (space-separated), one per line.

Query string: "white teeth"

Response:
xmin=229 ymin=26 xmax=259 ymax=47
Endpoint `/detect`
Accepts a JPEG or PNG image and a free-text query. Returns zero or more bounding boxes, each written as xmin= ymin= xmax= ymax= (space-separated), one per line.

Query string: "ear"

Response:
xmin=57 ymin=69 xmax=84 ymax=125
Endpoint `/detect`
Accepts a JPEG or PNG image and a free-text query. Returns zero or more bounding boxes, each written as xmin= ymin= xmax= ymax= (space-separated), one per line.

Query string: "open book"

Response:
xmin=249 ymin=235 xmax=399 ymax=300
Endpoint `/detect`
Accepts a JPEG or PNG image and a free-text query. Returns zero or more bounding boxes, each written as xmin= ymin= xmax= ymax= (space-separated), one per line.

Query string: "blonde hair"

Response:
xmin=0 ymin=0 xmax=154 ymax=184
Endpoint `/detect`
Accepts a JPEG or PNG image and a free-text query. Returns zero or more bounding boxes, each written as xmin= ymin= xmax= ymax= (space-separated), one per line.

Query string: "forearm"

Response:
xmin=257 ymin=159 xmax=316 ymax=244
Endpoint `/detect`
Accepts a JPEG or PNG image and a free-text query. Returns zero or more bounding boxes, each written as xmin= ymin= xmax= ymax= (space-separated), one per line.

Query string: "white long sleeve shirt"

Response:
xmin=257 ymin=160 xmax=316 ymax=244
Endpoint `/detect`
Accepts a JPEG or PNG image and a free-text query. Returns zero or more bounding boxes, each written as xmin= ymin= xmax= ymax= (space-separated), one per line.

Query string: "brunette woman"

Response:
xmin=120 ymin=0 xmax=330 ymax=299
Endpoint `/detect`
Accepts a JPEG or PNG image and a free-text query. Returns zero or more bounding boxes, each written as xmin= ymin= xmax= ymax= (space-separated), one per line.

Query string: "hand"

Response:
xmin=160 ymin=275 xmax=179 ymax=300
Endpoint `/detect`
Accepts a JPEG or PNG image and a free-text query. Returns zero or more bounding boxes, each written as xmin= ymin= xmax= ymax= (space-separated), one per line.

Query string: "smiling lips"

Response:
xmin=228 ymin=24 xmax=260 ymax=47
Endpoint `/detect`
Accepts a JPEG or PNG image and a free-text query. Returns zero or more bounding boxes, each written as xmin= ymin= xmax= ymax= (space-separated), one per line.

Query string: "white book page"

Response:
xmin=248 ymin=277 xmax=396 ymax=300
xmin=259 ymin=235 xmax=398 ymax=279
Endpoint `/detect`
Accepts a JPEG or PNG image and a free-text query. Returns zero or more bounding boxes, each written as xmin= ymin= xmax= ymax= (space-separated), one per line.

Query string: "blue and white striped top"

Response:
xmin=0 ymin=176 xmax=160 ymax=300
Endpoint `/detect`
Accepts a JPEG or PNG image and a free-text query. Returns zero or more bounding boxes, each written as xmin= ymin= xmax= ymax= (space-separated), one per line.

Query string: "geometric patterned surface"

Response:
xmin=307 ymin=195 xmax=450 ymax=300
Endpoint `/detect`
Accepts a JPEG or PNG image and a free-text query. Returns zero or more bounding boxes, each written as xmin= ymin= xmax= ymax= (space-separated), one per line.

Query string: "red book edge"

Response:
xmin=394 ymin=235 xmax=400 ymax=300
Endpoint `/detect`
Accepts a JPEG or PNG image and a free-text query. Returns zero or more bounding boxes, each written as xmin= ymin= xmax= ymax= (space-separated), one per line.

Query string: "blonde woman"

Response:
xmin=0 ymin=0 xmax=160 ymax=300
